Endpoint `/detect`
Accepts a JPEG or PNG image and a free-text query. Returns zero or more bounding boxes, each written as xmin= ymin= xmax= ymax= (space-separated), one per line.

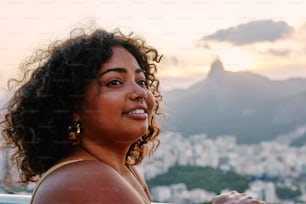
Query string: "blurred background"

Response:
xmin=1 ymin=0 xmax=306 ymax=203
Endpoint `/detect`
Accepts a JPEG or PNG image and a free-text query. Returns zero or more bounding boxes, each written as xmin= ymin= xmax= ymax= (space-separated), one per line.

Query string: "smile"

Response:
xmin=127 ymin=109 xmax=146 ymax=115
xmin=124 ymin=108 xmax=148 ymax=120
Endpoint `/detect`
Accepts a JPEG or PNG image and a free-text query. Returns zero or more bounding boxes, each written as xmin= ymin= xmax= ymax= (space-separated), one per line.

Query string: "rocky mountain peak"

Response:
xmin=207 ymin=58 xmax=225 ymax=79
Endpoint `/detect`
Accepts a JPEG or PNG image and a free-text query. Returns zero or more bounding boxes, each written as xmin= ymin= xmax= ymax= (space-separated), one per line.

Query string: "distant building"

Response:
xmin=151 ymin=186 xmax=172 ymax=203
xmin=245 ymin=181 xmax=278 ymax=203
xmin=151 ymin=183 xmax=216 ymax=204
xmin=188 ymin=188 xmax=216 ymax=203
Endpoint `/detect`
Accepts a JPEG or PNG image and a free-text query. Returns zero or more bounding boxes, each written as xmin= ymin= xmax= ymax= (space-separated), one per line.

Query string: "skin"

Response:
xmin=212 ymin=191 xmax=266 ymax=204
xmin=32 ymin=47 xmax=154 ymax=204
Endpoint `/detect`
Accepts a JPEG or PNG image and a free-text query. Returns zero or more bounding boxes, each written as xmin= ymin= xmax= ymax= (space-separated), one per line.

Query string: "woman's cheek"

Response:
xmin=146 ymin=90 xmax=155 ymax=113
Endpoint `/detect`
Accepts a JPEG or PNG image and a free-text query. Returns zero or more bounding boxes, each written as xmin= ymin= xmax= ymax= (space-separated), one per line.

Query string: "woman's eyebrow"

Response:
xmin=135 ymin=68 xmax=145 ymax=74
xmin=98 ymin=67 xmax=144 ymax=78
xmin=98 ymin=67 xmax=127 ymax=78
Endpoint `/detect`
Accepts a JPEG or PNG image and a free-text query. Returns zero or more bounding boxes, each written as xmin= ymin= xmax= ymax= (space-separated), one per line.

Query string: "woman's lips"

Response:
xmin=124 ymin=108 xmax=148 ymax=120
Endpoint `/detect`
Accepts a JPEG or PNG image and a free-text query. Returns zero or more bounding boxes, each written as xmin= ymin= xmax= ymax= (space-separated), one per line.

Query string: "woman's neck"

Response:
xmin=77 ymin=139 xmax=131 ymax=174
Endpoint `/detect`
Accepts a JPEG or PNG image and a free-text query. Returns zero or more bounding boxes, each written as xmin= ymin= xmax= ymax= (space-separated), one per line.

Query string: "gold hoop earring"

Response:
xmin=67 ymin=121 xmax=81 ymax=145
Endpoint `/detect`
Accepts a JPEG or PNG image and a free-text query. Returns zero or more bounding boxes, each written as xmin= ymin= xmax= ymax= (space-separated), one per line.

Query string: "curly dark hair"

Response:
xmin=0 ymin=28 xmax=163 ymax=183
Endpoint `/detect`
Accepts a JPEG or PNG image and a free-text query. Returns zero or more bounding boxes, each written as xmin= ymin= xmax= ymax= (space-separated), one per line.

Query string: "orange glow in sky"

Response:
xmin=1 ymin=0 xmax=306 ymax=93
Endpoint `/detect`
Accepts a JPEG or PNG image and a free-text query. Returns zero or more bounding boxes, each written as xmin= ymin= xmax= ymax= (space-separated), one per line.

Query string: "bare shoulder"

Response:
xmin=32 ymin=160 xmax=145 ymax=204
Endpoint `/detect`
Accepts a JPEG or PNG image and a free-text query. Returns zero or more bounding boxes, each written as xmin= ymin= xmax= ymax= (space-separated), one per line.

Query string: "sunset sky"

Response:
xmin=1 ymin=0 xmax=306 ymax=94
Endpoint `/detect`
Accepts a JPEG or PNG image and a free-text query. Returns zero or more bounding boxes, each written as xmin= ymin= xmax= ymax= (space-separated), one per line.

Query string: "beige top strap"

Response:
xmin=30 ymin=159 xmax=84 ymax=204
xmin=127 ymin=165 xmax=152 ymax=201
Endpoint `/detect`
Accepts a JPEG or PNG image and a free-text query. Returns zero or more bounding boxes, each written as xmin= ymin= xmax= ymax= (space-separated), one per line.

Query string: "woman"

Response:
xmin=1 ymin=27 xmax=264 ymax=204
xmin=1 ymin=28 xmax=161 ymax=204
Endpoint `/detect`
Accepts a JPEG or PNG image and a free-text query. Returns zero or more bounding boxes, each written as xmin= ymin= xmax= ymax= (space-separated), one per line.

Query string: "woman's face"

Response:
xmin=77 ymin=46 xmax=154 ymax=145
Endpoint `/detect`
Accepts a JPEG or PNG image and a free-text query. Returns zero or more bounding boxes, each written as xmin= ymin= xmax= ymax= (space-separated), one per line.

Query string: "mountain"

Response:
xmin=163 ymin=59 xmax=306 ymax=144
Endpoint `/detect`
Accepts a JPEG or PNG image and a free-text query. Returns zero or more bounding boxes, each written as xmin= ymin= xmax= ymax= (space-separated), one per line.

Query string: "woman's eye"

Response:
xmin=137 ymin=80 xmax=148 ymax=87
xmin=106 ymin=79 xmax=122 ymax=87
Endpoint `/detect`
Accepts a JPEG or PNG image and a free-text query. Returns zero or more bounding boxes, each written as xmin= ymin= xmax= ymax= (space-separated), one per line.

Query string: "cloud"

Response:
xmin=167 ymin=56 xmax=179 ymax=65
xmin=267 ymin=48 xmax=290 ymax=57
xmin=202 ymin=20 xmax=293 ymax=45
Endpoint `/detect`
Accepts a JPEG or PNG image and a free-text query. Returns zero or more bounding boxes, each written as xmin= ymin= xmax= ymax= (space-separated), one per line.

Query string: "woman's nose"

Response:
xmin=129 ymin=83 xmax=147 ymax=101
